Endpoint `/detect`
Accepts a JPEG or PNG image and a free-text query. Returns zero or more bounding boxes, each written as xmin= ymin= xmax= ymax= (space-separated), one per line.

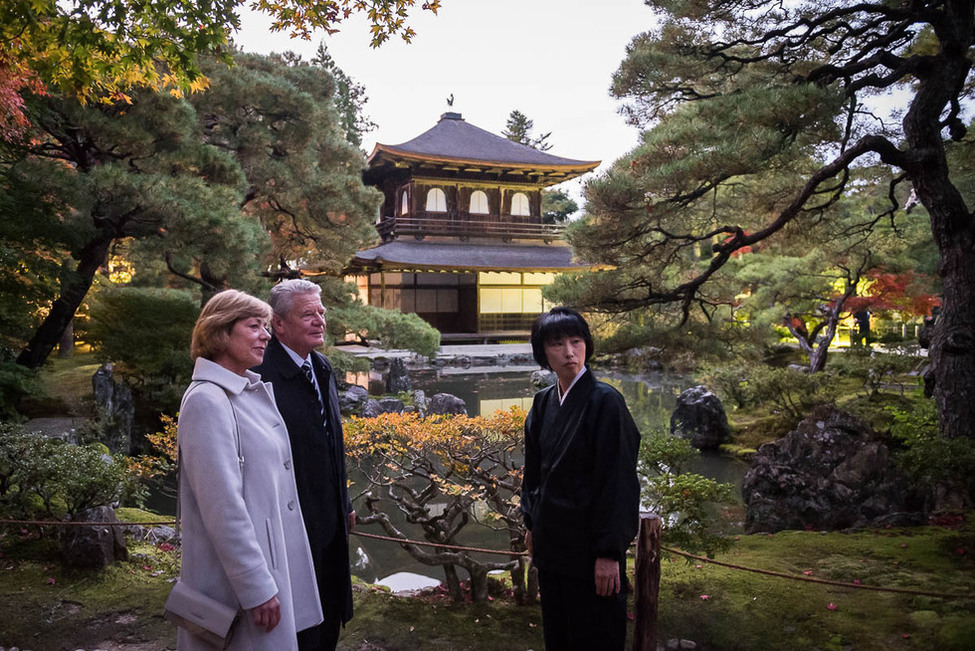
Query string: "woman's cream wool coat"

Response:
xmin=176 ymin=357 xmax=322 ymax=650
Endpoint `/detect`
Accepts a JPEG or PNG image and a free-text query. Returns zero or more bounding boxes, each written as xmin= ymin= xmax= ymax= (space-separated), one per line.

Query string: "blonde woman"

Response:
xmin=176 ymin=289 xmax=322 ymax=650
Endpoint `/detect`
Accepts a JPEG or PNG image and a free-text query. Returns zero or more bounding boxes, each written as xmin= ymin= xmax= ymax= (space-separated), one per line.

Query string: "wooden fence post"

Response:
xmin=633 ymin=512 xmax=661 ymax=651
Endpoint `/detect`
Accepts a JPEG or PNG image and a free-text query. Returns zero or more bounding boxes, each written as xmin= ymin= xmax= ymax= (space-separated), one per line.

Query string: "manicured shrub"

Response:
xmin=0 ymin=424 xmax=128 ymax=519
xmin=890 ymin=394 xmax=975 ymax=509
xmin=87 ymin=287 xmax=199 ymax=411
xmin=0 ymin=361 xmax=41 ymax=419
xmin=745 ymin=366 xmax=837 ymax=426
xmin=638 ymin=430 xmax=736 ymax=557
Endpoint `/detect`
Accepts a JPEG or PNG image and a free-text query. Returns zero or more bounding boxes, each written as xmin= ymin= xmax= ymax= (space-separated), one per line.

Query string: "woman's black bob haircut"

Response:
xmin=530 ymin=307 xmax=594 ymax=370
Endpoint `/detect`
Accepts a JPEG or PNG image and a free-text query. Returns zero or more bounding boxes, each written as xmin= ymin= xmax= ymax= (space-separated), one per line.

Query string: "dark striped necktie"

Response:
xmin=301 ymin=361 xmax=330 ymax=435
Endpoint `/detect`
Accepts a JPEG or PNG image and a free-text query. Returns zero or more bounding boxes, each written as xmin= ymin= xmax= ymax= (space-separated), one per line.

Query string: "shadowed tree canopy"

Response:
xmin=4 ymin=51 xmax=382 ymax=369
xmin=558 ymin=1 xmax=974 ymax=439
xmin=0 ymin=0 xmax=441 ymax=135
xmin=4 ymin=88 xmax=263 ymax=368
xmin=143 ymin=51 xmax=381 ymax=292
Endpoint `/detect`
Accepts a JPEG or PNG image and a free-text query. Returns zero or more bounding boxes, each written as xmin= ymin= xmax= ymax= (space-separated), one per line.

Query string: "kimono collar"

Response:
xmin=557 ymin=366 xmax=589 ymax=405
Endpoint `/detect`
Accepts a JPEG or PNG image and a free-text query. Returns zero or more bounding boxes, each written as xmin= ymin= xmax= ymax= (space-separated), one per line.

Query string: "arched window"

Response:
xmin=469 ymin=190 xmax=489 ymax=214
xmin=400 ymin=190 xmax=409 ymax=215
xmin=511 ymin=192 xmax=530 ymax=216
xmin=426 ymin=188 xmax=447 ymax=212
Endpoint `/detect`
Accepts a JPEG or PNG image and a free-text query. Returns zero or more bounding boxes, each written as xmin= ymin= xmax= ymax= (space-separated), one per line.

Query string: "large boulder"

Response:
xmin=339 ymin=385 xmax=370 ymax=415
xmin=411 ymin=389 xmax=428 ymax=417
xmin=386 ymin=357 xmax=412 ymax=393
xmin=670 ymin=385 xmax=731 ymax=450
xmin=377 ymin=397 xmax=406 ymax=414
xmin=91 ymin=362 xmax=134 ymax=454
xmin=361 ymin=398 xmax=384 ymax=418
xmin=530 ymin=369 xmax=556 ymax=390
xmin=61 ymin=506 xmax=128 ymax=568
xmin=428 ymin=393 xmax=467 ymax=416
xmin=742 ymin=405 xmax=925 ymax=533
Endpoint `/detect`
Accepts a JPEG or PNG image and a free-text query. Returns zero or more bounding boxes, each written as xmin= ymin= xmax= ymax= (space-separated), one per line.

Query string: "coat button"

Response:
xmin=284 ymin=460 xmax=292 ymax=470
xmin=287 ymin=500 xmax=296 ymax=511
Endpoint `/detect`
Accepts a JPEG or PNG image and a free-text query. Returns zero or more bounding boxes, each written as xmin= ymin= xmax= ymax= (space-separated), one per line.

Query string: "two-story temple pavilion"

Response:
xmin=347 ymin=112 xmax=600 ymax=341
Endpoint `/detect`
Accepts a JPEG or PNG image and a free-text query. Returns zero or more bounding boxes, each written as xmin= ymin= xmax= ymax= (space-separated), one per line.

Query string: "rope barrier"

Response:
xmin=2 ymin=519 xmax=175 ymax=527
xmin=4 ymin=518 xmax=972 ymax=600
xmin=351 ymin=529 xmax=528 ymax=557
xmin=659 ymin=545 xmax=975 ymax=600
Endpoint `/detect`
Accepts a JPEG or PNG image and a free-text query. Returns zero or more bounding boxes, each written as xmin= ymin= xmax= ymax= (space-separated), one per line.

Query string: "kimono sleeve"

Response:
xmin=520 ymin=392 xmax=545 ymax=531
xmin=588 ymin=386 xmax=641 ymax=560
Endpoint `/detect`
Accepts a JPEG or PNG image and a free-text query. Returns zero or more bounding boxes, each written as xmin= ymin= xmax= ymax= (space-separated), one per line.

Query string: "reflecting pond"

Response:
xmin=350 ymin=368 xmax=751 ymax=590
xmin=146 ymin=367 xmax=752 ymax=590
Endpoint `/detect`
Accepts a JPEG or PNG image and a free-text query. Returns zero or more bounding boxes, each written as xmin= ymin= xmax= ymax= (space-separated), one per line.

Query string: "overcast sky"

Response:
xmin=234 ymin=0 xmax=658 ymax=204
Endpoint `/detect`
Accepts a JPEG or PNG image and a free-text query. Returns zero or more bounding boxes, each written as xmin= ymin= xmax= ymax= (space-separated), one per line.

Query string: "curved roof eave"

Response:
xmin=368 ymin=144 xmax=600 ymax=174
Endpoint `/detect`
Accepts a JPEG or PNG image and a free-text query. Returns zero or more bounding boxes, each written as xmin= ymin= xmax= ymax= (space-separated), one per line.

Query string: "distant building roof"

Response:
xmin=349 ymin=240 xmax=594 ymax=273
xmin=366 ymin=113 xmax=599 ymax=182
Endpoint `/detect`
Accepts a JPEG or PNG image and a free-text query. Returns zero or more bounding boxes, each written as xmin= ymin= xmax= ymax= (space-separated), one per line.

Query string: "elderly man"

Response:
xmin=253 ymin=279 xmax=354 ymax=651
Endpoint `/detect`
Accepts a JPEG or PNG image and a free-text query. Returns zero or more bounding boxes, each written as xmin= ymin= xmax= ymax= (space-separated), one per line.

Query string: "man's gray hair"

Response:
xmin=268 ymin=279 xmax=323 ymax=318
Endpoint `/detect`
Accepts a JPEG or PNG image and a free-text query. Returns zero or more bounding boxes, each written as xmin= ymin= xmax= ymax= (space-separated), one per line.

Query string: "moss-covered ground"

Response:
xmin=7 ymin=347 xmax=970 ymax=649
xmin=2 ymin=515 xmax=972 ymax=650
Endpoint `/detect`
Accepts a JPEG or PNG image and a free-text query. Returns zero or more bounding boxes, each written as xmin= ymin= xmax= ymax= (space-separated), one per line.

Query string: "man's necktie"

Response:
xmin=301 ymin=360 xmax=315 ymax=385
xmin=302 ymin=361 xmax=330 ymax=436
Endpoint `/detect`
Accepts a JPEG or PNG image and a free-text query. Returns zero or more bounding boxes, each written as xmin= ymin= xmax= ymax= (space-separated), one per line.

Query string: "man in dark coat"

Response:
xmin=521 ymin=307 xmax=641 ymax=651
xmin=253 ymin=279 xmax=354 ymax=651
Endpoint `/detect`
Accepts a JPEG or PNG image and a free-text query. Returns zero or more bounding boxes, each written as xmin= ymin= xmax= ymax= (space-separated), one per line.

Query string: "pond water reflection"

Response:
xmin=350 ymin=368 xmax=751 ymax=590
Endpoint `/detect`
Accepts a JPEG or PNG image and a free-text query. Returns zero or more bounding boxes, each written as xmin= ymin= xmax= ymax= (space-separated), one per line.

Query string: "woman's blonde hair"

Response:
xmin=190 ymin=290 xmax=272 ymax=361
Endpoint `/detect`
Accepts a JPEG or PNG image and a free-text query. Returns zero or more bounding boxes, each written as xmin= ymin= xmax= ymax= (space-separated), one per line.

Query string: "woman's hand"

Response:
xmin=252 ymin=594 xmax=281 ymax=633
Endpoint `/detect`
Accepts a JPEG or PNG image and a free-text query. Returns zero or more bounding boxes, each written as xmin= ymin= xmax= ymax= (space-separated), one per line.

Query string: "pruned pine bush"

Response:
xmin=638 ymin=430 xmax=736 ymax=557
xmin=745 ymin=366 xmax=836 ymax=426
xmin=830 ymin=347 xmax=923 ymax=397
xmin=700 ymin=363 xmax=753 ymax=410
xmin=703 ymin=364 xmax=835 ymax=423
xmin=0 ymin=424 xmax=128 ymax=519
xmin=87 ymin=287 xmax=199 ymax=412
xmin=0 ymin=361 xmax=41 ymax=419
xmin=890 ymin=393 xmax=975 ymax=509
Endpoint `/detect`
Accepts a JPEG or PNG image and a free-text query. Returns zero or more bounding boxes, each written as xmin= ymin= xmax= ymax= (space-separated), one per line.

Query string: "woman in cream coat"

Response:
xmin=177 ymin=290 xmax=322 ymax=650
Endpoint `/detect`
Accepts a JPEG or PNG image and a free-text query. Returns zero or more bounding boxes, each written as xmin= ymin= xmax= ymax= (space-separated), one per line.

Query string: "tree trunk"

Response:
xmin=808 ymin=283 xmax=855 ymax=373
xmin=511 ymin=555 xmax=537 ymax=605
xmin=903 ymin=7 xmax=975 ymax=440
xmin=465 ymin=563 xmax=490 ymax=603
xmin=928 ymin=233 xmax=975 ymax=440
xmin=442 ymin=563 xmax=463 ymax=602
xmin=199 ymin=261 xmax=226 ymax=307
xmin=57 ymin=319 xmax=74 ymax=358
xmin=17 ymin=237 xmax=112 ymax=369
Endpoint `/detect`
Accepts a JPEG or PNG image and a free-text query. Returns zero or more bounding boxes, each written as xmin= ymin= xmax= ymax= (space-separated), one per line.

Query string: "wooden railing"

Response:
xmin=377 ymin=212 xmax=565 ymax=241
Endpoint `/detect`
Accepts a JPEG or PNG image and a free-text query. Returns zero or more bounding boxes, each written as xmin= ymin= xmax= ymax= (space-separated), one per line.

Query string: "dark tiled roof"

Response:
xmin=369 ymin=113 xmax=599 ymax=169
xmin=352 ymin=240 xmax=591 ymax=272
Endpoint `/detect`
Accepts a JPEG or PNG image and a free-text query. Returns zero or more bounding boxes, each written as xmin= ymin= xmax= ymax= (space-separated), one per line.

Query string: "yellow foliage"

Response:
xmin=146 ymin=414 xmax=178 ymax=463
xmin=345 ymin=407 xmax=527 ymax=501
xmin=345 ymin=407 xmax=526 ymax=458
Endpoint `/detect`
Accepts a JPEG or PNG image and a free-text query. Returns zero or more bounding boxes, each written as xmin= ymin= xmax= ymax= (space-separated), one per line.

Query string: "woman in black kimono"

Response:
xmin=521 ymin=307 xmax=641 ymax=651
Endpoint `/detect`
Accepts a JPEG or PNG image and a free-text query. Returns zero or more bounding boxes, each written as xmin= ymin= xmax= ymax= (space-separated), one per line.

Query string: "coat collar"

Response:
xmin=191 ymin=357 xmax=262 ymax=395
xmin=263 ymin=336 xmax=305 ymax=380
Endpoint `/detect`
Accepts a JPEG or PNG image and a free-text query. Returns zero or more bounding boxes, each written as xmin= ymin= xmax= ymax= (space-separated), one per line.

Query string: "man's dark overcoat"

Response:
xmin=521 ymin=368 xmax=641 ymax=579
xmin=254 ymin=336 xmax=354 ymax=625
